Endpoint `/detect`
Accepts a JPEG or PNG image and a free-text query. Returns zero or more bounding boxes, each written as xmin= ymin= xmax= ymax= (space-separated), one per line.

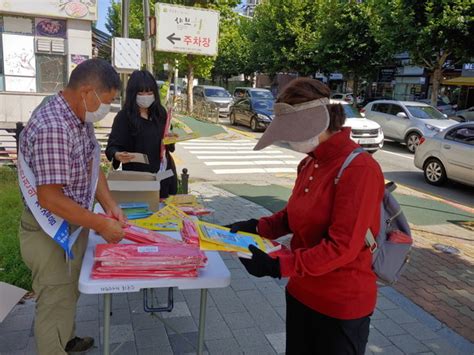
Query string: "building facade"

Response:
xmin=0 ymin=0 xmax=97 ymax=123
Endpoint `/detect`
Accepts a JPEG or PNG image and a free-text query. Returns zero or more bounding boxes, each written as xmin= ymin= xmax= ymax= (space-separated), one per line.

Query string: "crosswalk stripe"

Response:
xmin=197 ymin=155 xmax=294 ymax=160
xmin=182 ymin=139 xmax=251 ymax=143
xmin=213 ymin=167 xmax=297 ymax=174
xmin=205 ymin=160 xmax=288 ymax=166
xmin=180 ymin=143 xmax=256 ymax=147
xmin=189 ymin=150 xmax=283 ymax=154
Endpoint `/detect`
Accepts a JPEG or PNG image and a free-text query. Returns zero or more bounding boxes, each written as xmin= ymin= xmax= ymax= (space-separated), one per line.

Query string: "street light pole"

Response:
xmin=121 ymin=0 xmax=130 ymax=106
xmin=143 ymin=0 xmax=153 ymax=72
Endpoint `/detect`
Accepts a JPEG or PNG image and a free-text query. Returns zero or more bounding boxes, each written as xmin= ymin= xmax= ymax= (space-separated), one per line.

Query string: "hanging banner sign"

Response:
xmin=155 ymin=3 xmax=220 ymax=56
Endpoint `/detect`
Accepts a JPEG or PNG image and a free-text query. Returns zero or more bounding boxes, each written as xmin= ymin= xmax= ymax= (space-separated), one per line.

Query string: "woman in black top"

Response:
xmin=105 ymin=70 xmax=177 ymax=198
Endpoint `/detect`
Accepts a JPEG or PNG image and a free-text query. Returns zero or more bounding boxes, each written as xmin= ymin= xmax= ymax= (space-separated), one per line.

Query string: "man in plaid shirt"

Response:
xmin=18 ymin=59 xmax=125 ymax=354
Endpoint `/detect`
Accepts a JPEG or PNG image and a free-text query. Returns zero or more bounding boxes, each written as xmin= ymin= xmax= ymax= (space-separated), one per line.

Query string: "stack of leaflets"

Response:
xmin=119 ymin=202 xmax=153 ymax=220
xmin=197 ymin=221 xmax=281 ymax=256
xmin=164 ymin=194 xmax=213 ymax=216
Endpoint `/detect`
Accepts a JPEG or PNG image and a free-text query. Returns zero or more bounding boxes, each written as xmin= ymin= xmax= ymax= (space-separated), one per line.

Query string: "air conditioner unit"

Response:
xmin=36 ymin=38 xmax=51 ymax=53
xmin=51 ymin=39 xmax=65 ymax=54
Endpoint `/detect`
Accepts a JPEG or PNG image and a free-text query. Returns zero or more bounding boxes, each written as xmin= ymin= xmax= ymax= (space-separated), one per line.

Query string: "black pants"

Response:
xmin=286 ymin=291 xmax=371 ymax=355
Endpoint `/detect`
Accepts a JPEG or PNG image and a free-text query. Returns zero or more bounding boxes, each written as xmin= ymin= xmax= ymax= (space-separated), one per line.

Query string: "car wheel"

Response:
xmin=250 ymin=117 xmax=258 ymax=132
xmin=406 ymin=132 xmax=421 ymax=153
xmin=423 ymin=158 xmax=447 ymax=186
xmin=229 ymin=112 xmax=237 ymax=125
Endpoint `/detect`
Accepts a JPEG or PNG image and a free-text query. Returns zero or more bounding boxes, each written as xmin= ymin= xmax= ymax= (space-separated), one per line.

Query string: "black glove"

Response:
xmin=239 ymin=245 xmax=281 ymax=278
xmin=225 ymin=219 xmax=259 ymax=234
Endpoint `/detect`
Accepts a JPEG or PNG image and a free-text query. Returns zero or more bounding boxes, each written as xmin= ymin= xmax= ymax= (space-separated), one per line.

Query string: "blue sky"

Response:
xmin=96 ymin=0 xmax=247 ymax=34
xmin=96 ymin=0 xmax=112 ymax=33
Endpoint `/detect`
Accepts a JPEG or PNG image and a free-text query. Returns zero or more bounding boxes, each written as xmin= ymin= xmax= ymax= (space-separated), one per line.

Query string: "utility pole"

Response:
xmin=121 ymin=0 xmax=130 ymax=106
xmin=143 ymin=0 xmax=153 ymax=72
xmin=174 ymin=59 xmax=179 ymax=97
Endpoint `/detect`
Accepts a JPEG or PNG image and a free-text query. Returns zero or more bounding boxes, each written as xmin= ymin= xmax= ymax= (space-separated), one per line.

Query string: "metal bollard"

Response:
xmin=15 ymin=122 xmax=24 ymax=155
xmin=181 ymin=168 xmax=189 ymax=194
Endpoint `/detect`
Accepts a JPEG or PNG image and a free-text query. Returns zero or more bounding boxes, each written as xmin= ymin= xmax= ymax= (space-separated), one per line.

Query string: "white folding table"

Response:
xmin=78 ymin=208 xmax=231 ymax=355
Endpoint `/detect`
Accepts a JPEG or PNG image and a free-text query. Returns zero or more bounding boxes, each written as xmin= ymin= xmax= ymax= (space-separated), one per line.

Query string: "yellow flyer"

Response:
xmin=197 ymin=221 xmax=273 ymax=254
xmin=129 ymin=217 xmax=182 ymax=231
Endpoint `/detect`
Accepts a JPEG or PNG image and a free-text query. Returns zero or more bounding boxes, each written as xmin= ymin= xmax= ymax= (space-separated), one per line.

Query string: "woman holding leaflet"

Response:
xmin=228 ymin=78 xmax=384 ymax=354
xmin=105 ymin=70 xmax=177 ymax=198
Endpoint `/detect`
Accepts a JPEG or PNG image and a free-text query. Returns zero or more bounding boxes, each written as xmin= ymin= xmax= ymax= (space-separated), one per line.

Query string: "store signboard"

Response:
xmin=155 ymin=3 xmax=220 ymax=56
xmin=378 ymin=68 xmax=396 ymax=83
xmin=0 ymin=0 xmax=97 ymax=21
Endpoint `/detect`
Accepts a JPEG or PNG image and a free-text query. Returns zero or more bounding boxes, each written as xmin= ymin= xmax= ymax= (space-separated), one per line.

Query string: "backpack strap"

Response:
xmin=334 ymin=147 xmax=365 ymax=185
xmin=365 ymin=229 xmax=378 ymax=254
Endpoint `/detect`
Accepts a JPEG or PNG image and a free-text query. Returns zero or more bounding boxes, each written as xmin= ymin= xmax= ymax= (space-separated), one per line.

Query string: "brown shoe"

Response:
xmin=65 ymin=336 xmax=94 ymax=353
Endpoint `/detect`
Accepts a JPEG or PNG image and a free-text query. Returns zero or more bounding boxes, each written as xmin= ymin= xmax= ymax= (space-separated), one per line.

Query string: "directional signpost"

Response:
xmin=155 ymin=3 xmax=220 ymax=56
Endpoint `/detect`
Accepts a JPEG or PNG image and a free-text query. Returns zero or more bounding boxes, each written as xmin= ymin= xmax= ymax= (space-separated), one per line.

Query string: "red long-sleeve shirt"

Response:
xmin=258 ymin=128 xmax=384 ymax=319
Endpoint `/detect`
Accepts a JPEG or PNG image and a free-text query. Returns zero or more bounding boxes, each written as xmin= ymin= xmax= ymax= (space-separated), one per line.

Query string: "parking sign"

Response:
xmin=155 ymin=3 xmax=220 ymax=56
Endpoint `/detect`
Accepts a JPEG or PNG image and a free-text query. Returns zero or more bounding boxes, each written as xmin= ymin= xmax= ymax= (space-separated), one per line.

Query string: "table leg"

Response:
xmin=197 ymin=289 xmax=208 ymax=355
xmin=103 ymin=293 xmax=111 ymax=355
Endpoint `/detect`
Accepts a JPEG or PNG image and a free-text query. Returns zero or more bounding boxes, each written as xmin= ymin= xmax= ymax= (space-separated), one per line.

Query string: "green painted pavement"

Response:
xmin=215 ymin=184 xmax=474 ymax=227
xmin=174 ymin=116 xmax=226 ymax=137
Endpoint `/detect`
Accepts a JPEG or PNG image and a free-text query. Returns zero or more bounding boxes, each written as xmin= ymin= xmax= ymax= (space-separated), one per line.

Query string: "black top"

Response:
xmin=105 ymin=108 xmax=168 ymax=173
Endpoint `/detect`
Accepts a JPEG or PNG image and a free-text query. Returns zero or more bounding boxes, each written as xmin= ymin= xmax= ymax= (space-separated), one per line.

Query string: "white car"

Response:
xmin=332 ymin=100 xmax=384 ymax=153
xmin=414 ymin=122 xmax=474 ymax=187
xmin=362 ymin=100 xmax=458 ymax=153
xmin=455 ymin=106 xmax=474 ymax=122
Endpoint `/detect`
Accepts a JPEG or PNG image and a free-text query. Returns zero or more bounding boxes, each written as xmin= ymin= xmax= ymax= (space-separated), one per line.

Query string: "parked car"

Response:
xmin=193 ymin=85 xmax=233 ymax=116
xmin=455 ymin=106 xmax=474 ymax=122
xmin=357 ymin=96 xmax=392 ymax=110
xmin=233 ymin=87 xmax=274 ymax=100
xmin=414 ymin=122 xmax=474 ymax=186
xmin=170 ymin=84 xmax=182 ymax=96
xmin=331 ymin=92 xmax=355 ymax=104
xmin=333 ymin=100 xmax=384 ymax=153
xmin=417 ymin=98 xmax=456 ymax=117
xmin=229 ymin=98 xmax=274 ymax=131
xmin=362 ymin=100 xmax=458 ymax=153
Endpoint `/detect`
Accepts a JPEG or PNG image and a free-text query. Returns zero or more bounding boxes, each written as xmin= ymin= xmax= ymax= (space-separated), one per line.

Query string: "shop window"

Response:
xmin=36 ymin=55 xmax=67 ymax=93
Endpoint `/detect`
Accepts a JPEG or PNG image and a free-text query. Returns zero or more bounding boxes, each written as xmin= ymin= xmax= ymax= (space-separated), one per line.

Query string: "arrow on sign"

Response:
xmin=167 ymin=33 xmax=181 ymax=45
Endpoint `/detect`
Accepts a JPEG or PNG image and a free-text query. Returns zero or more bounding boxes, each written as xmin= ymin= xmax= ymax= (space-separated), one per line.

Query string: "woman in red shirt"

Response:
xmin=228 ymin=78 xmax=384 ymax=354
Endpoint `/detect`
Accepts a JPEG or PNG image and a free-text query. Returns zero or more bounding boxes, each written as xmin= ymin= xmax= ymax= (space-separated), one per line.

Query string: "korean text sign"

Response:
xmin=155 ymin=3 xmax=220 ymax=56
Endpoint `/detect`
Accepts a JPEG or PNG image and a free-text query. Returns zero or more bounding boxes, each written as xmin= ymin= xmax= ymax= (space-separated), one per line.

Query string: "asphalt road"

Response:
xmin=220 ymin=122 xmax=474 ymax=208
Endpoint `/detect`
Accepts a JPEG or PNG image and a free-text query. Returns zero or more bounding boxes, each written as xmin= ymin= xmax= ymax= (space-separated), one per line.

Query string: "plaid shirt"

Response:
xmin=20 ymin=93 xmax=99 ymax=208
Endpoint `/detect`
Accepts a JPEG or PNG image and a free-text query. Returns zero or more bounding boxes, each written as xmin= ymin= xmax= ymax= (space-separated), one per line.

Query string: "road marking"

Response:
xmin=197 ymin=155 xmax=294 ymax=160
xmin=226 ymin=127 xmax=256 ymax=138
xmin=180 ymin=143 xmax=256 ymax=147
xmin=179 ymin=139 xmax=252 ymax=145
xmin=213 ymin=167 xmax=296 ymax=174
xmin=189 ymin=150 xmax=283 ymax=154
xmin=205 ymin=160 xmax=294 ymax=166
xmin=379 ymin=149 xmax=414 ymax=160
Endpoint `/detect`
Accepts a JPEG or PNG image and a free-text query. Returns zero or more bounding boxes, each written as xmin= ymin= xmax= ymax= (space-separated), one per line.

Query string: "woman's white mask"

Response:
xmin=287 ymin=136 xmax=319 ymax=153
xmin=136 ymin=94 xmax=155 ymax=108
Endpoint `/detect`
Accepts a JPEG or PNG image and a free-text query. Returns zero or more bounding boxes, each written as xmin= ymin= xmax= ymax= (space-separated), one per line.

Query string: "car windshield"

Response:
xmin=252 ymin=99 xmax=274 ymax=111
xmin=205 ymin=88 xmax=231 ymax=97
xmin=250 ymin=90 xmax=274 ymax=99
xmin=406 ymin=105 xmax=446 ymax=120
xmin=342 ymin=104 xmax=362 ymax=118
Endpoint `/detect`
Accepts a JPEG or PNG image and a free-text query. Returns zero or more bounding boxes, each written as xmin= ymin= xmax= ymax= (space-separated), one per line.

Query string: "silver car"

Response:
xmin=414 ymin=123 xmax=474 ymax=187
xmin=193 ymin=85 xmax=233 ymax=116
xmin=362 ymin=100 xmax=458 ymax=153
xmin=455 ymin=106 xmax=474 ymax=122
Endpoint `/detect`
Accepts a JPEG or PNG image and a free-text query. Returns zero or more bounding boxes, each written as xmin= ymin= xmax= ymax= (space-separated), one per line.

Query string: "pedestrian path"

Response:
xmin=0 ymin=183 xmax=472 ymax=354
xmin=178 ymin=139 xmax=301 ymax=176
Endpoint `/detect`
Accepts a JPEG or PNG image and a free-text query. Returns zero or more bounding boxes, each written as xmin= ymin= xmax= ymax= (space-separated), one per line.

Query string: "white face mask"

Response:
xmin=84 ymin=90 xmax=111 ymax=123
xmin=287 ymin=136 xmax=319 ymax=153
xmin=136 ymin=94 xmax=155 ymax=108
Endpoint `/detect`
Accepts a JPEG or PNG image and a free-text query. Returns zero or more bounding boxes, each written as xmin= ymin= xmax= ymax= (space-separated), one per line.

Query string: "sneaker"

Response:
xmin=65 ymin=336 xmax=94 ymax=353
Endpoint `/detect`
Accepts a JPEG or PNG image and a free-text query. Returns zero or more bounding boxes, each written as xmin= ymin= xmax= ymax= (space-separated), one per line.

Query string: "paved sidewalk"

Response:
xmin=1 ymin=183 xmax=472 ymax=354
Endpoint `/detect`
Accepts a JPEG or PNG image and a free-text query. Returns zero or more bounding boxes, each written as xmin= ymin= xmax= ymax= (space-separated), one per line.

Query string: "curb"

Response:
xmin=226 ymin=127 xmax=257 ymax=139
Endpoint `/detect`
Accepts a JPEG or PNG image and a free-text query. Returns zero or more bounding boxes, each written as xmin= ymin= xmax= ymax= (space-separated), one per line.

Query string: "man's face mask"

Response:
xmin=84 ymin=90 xmax=111 ymax=123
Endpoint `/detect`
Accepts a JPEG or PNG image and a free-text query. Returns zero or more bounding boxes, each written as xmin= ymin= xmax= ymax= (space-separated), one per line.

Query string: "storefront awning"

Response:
xmin=442 ymin=77 xmax=474 ymax=86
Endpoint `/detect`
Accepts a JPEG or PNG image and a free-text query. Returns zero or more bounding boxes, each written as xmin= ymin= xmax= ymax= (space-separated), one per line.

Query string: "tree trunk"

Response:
xmin=431 ymin=67 xmax=443 ymax=107
xmin=352 ymin=75 xmax=359 ymax=108
xmin=186 ymin=62 xmax=194 ymax=113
